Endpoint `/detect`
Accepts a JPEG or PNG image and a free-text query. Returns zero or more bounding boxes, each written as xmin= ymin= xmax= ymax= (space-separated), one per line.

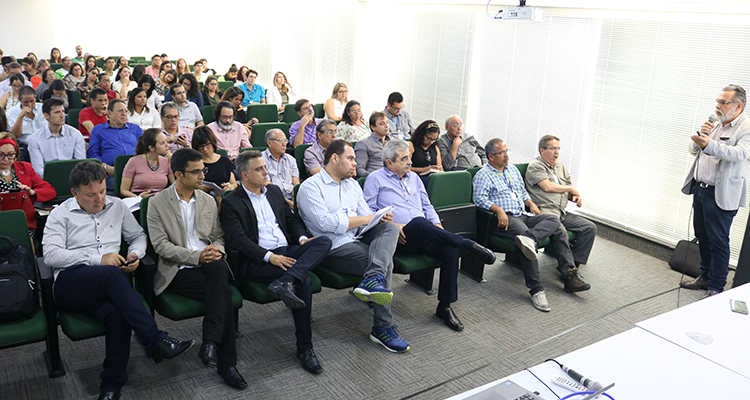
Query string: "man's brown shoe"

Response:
xmin=680 ymin=276 xmax=708 ymax=290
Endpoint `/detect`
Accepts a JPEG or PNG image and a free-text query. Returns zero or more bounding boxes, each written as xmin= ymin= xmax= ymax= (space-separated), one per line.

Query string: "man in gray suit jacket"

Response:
xmin=681 ymin=84 xmax=750 ymax=299
xmin=147 ymin=148 xmax=246 ymax=390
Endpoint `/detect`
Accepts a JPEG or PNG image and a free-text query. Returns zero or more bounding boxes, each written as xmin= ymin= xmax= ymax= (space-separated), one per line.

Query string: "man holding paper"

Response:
xmin=297 ymin=139 xmax=410 ymax=353
xmin=363 ymin=140 xmax=496 ymax=331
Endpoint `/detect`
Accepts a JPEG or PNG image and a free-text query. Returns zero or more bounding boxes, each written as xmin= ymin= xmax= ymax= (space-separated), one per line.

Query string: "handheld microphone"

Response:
xmin=559 ymin=363 xmax=603 ymax=392
xmin=698 ymin=115 xmax=717 ymax=135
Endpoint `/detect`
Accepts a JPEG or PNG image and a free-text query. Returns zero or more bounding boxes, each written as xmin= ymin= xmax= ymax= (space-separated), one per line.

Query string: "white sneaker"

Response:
xmin=515 ymin=235 xmax=538 ymax=260
xmin=531 ymin=291 xmax=550 ymax=312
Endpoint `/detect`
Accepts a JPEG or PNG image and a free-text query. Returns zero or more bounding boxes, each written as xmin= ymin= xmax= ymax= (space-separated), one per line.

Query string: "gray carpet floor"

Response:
xmin=1 ymin=236 xmax=726 ymax=400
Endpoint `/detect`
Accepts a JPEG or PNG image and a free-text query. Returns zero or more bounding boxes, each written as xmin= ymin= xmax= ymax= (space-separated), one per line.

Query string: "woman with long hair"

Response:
xmin=164 ymin=73 xmax=204 ymax=110
xmin=131 ymin=64 xmax=146 ymax=86
xmin=84 ymin=55 xmax=97 ymax=72
xmin=175 ymin=58 xmax=190 ymax=77
xmin=137 ymin=74 xmax=161 ymax=109
xmin=191 ymin=126 xmax=237 ymax=198
xmin=156 ymin=68 xmax=177 ymax=97
xmin=336 ymin=100 xmax=370 ymax=142
xmin=201 ymin=76 xmax=223 ymax=108
xmin=408 ymin=120 xmax=443 ymax=186
xmin=120 ymin=128 xmax=174 ymax=198
xmin=266 ymin=71 xmax=297 ymax=120
xmin=77 ymin=67 xmax=99 ymax=106
xmin=324 ymin=82 xmax=348 ymax=121
xmin=63 ymin=63 xmax=85 ymax=91
xmin=235 ymin=66 xmax=249 ymax=85
xmin=0 ymin=74 xmax=25 ymax=111
xmin=127 ymin=87 xmax=160 ymax=129
xmin=49 ymin=47 xmax=62 ymax=64
xmin=112 ymin=66 xmax=136 ymax=99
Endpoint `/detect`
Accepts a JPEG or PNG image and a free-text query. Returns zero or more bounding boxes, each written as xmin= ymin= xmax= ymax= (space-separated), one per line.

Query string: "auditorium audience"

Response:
xmin=437 ymin=115 xmax=486 ymax=171
xmin=175 ymin=58 xmax=190 ymax=77
xmin=223 ymin=64 xmax=238 ymax=83
xmin=0 ymin=62 xmax=31 ymax=94
xmin=0 ymin=132 xmax=56 ymax=215
xmin=192 ymin=61 xmax=207 ymax=83
xmin=236 ymin=65 xmax=249 ymax=85
xmin=97 ymin=73 xmax=119 ymax=101
xmin=55 ymin=57 xmax=71 ymax=79
xmin=27 ymin=98 xmax=86 ymax=178
xmin=131 ymin=65 xmax=146 ymax=87
xmin=21 ymin=57 xmax=41 ymax=89
xmin=337 ymin=100 xmax=370 ymax=142
xmin=145 ymin=54 xmax=161 ymax=79
xmin=103 ymin=57 xmax=116 ymax=78
xmin=384 ymin=92 xmax=415 ymax=139
xmin=0 ymin=73 xmax=24 ymax=111
xmin=120 ymin=128 xmax=174 ymax=198
xmin=165 ymin=74 xmax=204 ymax=110
xmin=126 ymin=88 xmax=161 ymax=129
xmin=137 ymin=74 xmax=162 ymax=110
xmin=49 ymin=47 xmax=62 ymax=64
xmin=324 ymin=82 xmax=348 ymax=121
xmin=156 ymin=69 xmax=178 ymax=97
xmin=84 ymin=55 xmax=97 ymax=73
xmin=113 ymin=66 xmax=136 ymax=100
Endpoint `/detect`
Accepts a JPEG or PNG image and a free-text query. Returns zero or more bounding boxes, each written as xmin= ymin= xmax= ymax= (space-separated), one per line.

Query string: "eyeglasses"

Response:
xmin=716 ymin=100 xmax=737 ymax=105
xmin=0 ymin=153 xmax=16 ymax=160
xmin=198 ymin=143 xmax=213 ymax=150
xmin=182 ymin=168 xmax=208 ymax=176
xmin=322 ymin=129 xmax=336 ymax=135
xmin=491 ymin=150 xmax=510 ymax=157
xmin=425 ymin=136 xmax=438 ymax=143
xmin=449 ymin=123 xmax=463 ymax=128
xmin=268 ymin=138 xmax=288 ymax=144
xmin=545 ymin=147 xmax=561 ymax=151
xmin=163 ymin=115 xmax=179 ymax=120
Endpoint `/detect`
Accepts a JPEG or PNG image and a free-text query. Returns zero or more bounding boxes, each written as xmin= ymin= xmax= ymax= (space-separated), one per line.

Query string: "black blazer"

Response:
xmin=220 ymin=184 xmax=309 ymax=274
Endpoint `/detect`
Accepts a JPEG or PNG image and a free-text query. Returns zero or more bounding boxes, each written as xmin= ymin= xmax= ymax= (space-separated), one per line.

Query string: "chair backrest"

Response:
xmin=44 ymin=158 xmax=102 ymax=200
xmin=240 ymin=147 xmax=267 ymax=153
xmin=427 ymin=171 xmax=472 ymax=209
xmin=218 ymin=81 xmax=233 ymax=92
xmin=247 ymin=104 xmax=278 ymax=123
xmin=250 ymin=122 xmax=289 ymax=148
xmin=216 ymin=149 xmax=228 ymax=158
xmin=67 ymin=90 xmax=83 ymax=110
xmin=294 ymin=144 xmax=312 ymax=182
xmin=113 ymin=154 xmax=135 ymax=198
xmin=139 ymin=196 xmax=158 ymax=260
xmin=50 ymin=63 xmax=62 ymax=71
xmin=0 ymin=210 xmax=33 ymax=254
xmin=467 ymin=166 xmax=481 ymax=179
xmin=96 ymin=59 xmax=105 ymax=68
xmin=67 ymin=108 xmax=82 ymax=128
xmin=358 ymin=176 xmax=366 ymax=189
xmin=130 ymin=56 xmax=146 ymax=61
xmin=202 ymin=105 xmax=216 ymax=125
xmin=312 ymin=103 xmax=324 ymax=118
xmin=283 ymin=104 xmax=301 ymax=124
xmin=515 ymin=163 xmax=529 ymax=180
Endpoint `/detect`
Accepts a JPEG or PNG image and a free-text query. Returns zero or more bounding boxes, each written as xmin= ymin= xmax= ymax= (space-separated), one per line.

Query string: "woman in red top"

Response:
xmin=0 ymin=135 xmax=56 ymax=236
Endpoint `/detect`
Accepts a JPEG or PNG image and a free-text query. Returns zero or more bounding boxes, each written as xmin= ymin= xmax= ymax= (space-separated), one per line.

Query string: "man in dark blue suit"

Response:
xmin=220 ymin=150 xmax=332 ymax=375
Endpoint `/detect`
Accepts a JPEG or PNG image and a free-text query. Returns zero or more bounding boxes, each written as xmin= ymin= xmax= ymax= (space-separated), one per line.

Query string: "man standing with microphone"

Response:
xmin=681 ymin=84 xmax=750 ymax=299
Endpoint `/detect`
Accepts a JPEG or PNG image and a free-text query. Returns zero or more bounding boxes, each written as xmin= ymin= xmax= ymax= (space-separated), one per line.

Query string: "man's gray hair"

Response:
xmin=445 ymin=115 xmax=459 ymax=127
xmin=235 ymin=150 xmax=262 ymax=175
xmin=723 ymin=84 xmax=746 ymax=109
xmin=538 ymin=135 xmax=560 ymax=152
xmin=484 ymin=138 xmax=504 ymax=155
xmin=265 ymin=128 xmax=284 ymax=143
xmin=160 ymin=102 xmax=179 ymax=117
xmin=316 ymin=119 xmax=334 ymax=134
xmin=383 ymin=139 xmax=410 ymax=167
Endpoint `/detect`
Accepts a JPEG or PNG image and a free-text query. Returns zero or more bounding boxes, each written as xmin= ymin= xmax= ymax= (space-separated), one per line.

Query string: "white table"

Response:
xmin=448 ymin=328 xmax=750 ymax=399
xmin=636 ymin=283 xmax=750 ymax=379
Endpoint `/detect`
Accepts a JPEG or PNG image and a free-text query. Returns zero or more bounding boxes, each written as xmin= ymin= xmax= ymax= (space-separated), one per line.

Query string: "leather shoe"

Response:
xmin=680 ymin=276 xmax=709 ymax=290
xmin=97 ymin=390 xmax=121 ymax=400
xmin=198 ymin=342 xmax=218 ymax=366
xmin=148 ymin=336 xmax=195 ymax=364
xmin=467 ymin=241 xmax=497 ymax=265
xmin=296 ymin=348 xmax=323 ymax=374
xmin=700 ymin=289 xmax=719 ymax=300
xmin=268 ymin=279 xmax=306 ymax=310
xmin=435 ymin=306 xmax=464 ymax=331
xmin=218 ymin=366 xmax=248 ymax=389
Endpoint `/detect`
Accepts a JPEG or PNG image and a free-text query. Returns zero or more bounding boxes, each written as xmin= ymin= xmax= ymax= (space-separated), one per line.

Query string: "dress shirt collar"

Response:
xmin=724 ymin=112 xmax=745 ymax=128
xmin=70 ymin=195 xmax=114 ymax=214
xmin=241 ymin=182 xmax=267 ymax=199
xmin=44 ymin=124 xmax=68 ymax=139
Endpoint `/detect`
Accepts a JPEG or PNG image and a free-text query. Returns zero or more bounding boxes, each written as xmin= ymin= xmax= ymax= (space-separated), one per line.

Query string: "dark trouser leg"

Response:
xmin=562 ymin=214 xmax=597 ymax=265
xmin=397 ymin=217 xmax=461 ymax=303
xmin=167 ymin=261 xmax=236 ymax=367
xmin=493 ymin=216 xmax=544 ymax=295
xmin=532 ymin=215 xmax=576 ymax=275
xmin=54 ymin=264 xmax=166 ymax=392
xmin=693 ymin=185 xmax=737 ymax=293
xmin=325 ymin=223 xmax=399 ymax=329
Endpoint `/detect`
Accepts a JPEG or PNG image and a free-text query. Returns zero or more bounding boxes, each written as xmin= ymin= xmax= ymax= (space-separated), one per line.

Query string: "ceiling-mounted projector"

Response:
xmin=501 ymin=5 xmax=544 ymax=21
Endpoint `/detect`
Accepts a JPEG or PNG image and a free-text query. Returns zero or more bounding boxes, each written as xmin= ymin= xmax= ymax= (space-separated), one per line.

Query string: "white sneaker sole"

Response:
xmin=515 ymin=236 xmax=538 ymax=260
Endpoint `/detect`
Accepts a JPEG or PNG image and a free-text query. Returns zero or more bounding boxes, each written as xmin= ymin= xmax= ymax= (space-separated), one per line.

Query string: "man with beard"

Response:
xmin=681 ymin=84 xmax=750 ymax=299
xmin=207 ymin=101 xmax=250 ymax=162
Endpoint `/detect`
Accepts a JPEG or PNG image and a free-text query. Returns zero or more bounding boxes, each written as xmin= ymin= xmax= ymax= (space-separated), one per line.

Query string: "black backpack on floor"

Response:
xmin=0 ymin=236 xmax=37 ymax=322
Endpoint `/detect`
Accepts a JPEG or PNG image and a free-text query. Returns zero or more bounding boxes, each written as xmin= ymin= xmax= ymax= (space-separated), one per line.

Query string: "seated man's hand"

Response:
xmin=269 ymin=254 xmax=296 ymax=271
xmin=299 ymin=236 xmax=316 ymax=245
xmin=528 ymin=203 xmax=542 ymax=215
xmin=101 ymin=252 xmax=126 ymax=266
xmin=495 ymin=209 xmax=509 ymax=230
xmin=380 ymin=212 xmax=393 ymax=223
xmin=394 ymin=222 xmax=407 ymax=245
xmin=199 ymin=244 xmax=223 ymax=264
xmin=121 ymin=252 xmax=140 ymax=273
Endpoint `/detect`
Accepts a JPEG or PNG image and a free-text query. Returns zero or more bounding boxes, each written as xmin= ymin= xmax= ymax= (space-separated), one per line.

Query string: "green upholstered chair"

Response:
xmin=240 ymin=147 xmax=266 ymax=153
xmin=50 ymin=63 xmax=62 ymax=71
xmin=113 ymin=154 xmax=135 ymax=198
xmin=294 ymin=144 xmax=311 ymax=182
xmin=95 ymin=59 xmax=105 ymax=68
xmin=44 ymin=159 xmax=101 ymax=201
xmin=312 ymin=103 xmax=324 ymax=118
xmin=216 ymin=149 xmax=228 ymax=158
xmin=357 ymin=176 xmax=366 ymax=188
xmin=67 ymin=90 xmax=83 ymax=110
xmin=138 ymin=197 xmax=243 ymax=321
xmin=202 ymin=105 xmax=216 ymax=125
xmin=292 ymin=184 xmax=362 ymax=289
xmin=130 ymin=56 xmax=146 ymax=61
xmin=247 ymin=104 xmax=279 ymax=123
xmin=0 ymin=210 xmax=64 ymax=378
xmin=250 ymin=122 xmax=289 ymax=148
xmin=67 ymin=108 xmax=82 ymax=129
xmin=467 ymin=166 xmax=481 ymax=179
xmin=283 ymin=104 xmax=301 ymax=124
xmin=426 ymin=171 xmax=487 ymax=282
xmin=218 ymin=81 xmax=233 ymax=92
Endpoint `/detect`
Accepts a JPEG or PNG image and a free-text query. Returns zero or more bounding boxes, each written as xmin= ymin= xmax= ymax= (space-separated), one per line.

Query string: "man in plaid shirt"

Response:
xmin=472 ymin=138 xmax=590 ymax=312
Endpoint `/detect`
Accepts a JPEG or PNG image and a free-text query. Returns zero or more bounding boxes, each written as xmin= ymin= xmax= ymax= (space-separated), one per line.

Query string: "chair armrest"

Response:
xmin=37 ymin=257 xmax=53 ymax=283
xmin=134 ymin=255 xmax=156 ymax=314
xmin=226 ymin=249 xmax=245 ymax=282
xmin=476 ymin=208 xmax=496 ymax=247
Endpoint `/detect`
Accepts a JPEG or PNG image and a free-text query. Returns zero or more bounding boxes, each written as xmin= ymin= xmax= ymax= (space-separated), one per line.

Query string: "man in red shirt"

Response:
xmin=79 ymin=88 xmax=109 ymax=140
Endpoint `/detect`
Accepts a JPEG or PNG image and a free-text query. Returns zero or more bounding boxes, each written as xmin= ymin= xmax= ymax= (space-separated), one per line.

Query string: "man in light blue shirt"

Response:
xmin=28 ymin=98 xmax=86 ymax=178
xmin=297 ymin=139 xmax=410 ymax=353
xmin=237 ymin=69 xmax=265 ymax=107
xmin=363 ymin=140 xmax=495 ymax=331
xmin=262 ymin=128 xmax=299 ymax=207
xmin=6 ymin=86 xmax=46 ymax=162
xmin=472 ymin=138 xmax=588 ymax=313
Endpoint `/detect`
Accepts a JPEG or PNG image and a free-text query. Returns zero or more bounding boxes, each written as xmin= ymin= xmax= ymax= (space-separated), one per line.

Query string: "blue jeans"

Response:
xmin=693 ymin=185 xmax=737 ymax=292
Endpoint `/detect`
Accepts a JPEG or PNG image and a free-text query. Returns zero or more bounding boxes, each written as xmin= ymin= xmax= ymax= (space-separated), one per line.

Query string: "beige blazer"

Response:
xmin=147 ymin=186 xmax=227 ymax=295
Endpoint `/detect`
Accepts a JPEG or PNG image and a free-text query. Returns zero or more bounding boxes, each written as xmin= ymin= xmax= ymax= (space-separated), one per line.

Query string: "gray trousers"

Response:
xmin=561 ymin=214 xmax=597 ymax=265
xmin=325 ymin=222 xmax=399 ymax=329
